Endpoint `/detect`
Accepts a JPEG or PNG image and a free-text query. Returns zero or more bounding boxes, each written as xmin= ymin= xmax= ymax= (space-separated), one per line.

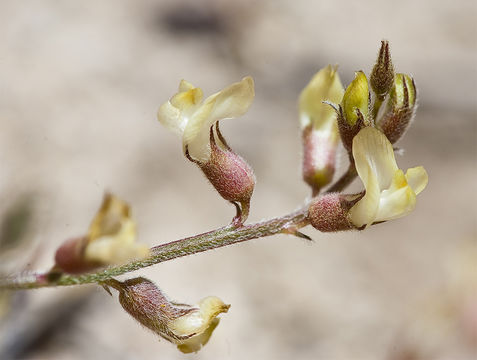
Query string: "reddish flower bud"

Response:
xmin=308 ymin=193 xmax=360 ymax=232
xmin=199 ymin=135 xmax=255 ymax=206
xmin=54 ymin=236 xmax=96 ymax=274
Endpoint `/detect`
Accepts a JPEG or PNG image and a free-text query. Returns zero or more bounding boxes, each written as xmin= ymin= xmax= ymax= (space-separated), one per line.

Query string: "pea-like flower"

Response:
xmin=54 ymin=194 xmax=149 ymax=273
xmin=83 ymin=193 xmax=149 ymax=265
xmin=157 ymin=77 xmax=256 ymax=224
xmin=107 ymin=277 xmax=230 ymax=354
xmin=348 ymin=127 xmax=428 ymax=228
xmin=158 ymin=77 xmax=254 ymax=163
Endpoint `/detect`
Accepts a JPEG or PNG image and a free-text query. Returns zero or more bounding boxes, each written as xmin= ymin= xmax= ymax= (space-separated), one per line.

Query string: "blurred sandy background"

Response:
xmin=0 ymin=0 xmax=476 ymax=359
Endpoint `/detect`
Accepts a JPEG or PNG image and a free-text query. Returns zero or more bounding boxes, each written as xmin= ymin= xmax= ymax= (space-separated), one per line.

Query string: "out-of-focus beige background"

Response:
xmin=0 ymin=0 xmax=476 ymax=359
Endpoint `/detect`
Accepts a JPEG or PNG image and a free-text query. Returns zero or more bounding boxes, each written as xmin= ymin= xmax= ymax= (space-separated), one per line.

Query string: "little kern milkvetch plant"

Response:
xmin=0 ymin=41 xmax=428 ymax=353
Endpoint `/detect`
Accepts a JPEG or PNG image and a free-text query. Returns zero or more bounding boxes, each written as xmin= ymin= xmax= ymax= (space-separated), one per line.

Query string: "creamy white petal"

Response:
xmin=157 ymin=101 xmax=186 ymax=136
xmin=374 ymin=170 xmax=417 ymax=222
xmin=170 ymin=296 xmax=230 ymax=337
xmin=375 ymin=186 xmax=416 ymax=222
xmin=405 ymin=166 xmax=428 ymax=195
xmin=169 ymin=296 xmax=230 ymax=353
xmin=176 ymin=319 xmax=219 ymax=353
xmin=299 ymin=65 xmax=344 ymax=129
xmin=182 ymin=99 xmax=215 ymax=160
xmin=184 ymin=77 xmax=254 ymax=161
xmin=352 ymin=127 xmax=398 ymax=190
xmin=170 ymin=87 xmax=203 ymax=116
xmin=84 ymin=236 xmax=149 ymax=264
xmin=348 ymin=165 xmax=381 ymax=227
xmin=179 ymin=79 xmax=196 ymax=92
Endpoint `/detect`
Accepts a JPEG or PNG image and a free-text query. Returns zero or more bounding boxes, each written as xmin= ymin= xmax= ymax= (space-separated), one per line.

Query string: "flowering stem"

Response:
xmin=0 ymin=207 xmax=309 ymax=290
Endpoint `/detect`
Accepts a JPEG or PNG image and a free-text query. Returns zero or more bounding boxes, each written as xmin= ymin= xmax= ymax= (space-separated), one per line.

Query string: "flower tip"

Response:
xmin=405 ymin=166 xmax=428 ymax=195
xmin=370 ymin=40 xmax=395 ymax=99
xmin=341 ymin=70 xmax=369 ymax=127
xmin=241 ymin=75 xmax=254 ymax=89
xmin=299 ymin=65 xmax=344 ymax=129
xmin=198 ymin=296 xmax=231 ymax=317
xmin=234 ymin=75 xmax=255 ymax=102
xmin=178 ymin=79 xmax=196 ymax=92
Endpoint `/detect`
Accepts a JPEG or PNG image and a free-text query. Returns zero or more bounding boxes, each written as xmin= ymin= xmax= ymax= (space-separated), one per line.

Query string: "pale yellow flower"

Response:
xmin=84 ymin=194 xmax=149 ymax=265
xmin=170 ymin=296 xmax=230 ymax=353
xmin=348 ymin=127 xmax=428 ymax=228
xmin=157 ymin=77 xmax=255 ymax=163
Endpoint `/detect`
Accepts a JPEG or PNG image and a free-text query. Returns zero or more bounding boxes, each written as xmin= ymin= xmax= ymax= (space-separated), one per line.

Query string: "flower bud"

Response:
xmin=193 ymin=124 xmax=255 ymax=223
xmin=302 ymin=126 xmax=338 ymax=194
xmin=107 ymin=277 xmax=230 ymax=354
xmin=53 ymin=194 xmax=149 ymax=274
xmin=378 ymin=73 xmax=417 ymax=144
xmin=299 ymin=65 xmax=344 ymax=193
xmin=342 ymin=71 xmax=370 ymax=126
xmin=370 ymin=40 xmax=395 ymax=100
xmin=337 ymin=71 xmax=370 ymax=153
xmin=390 ymin=73 xmax=417 ymax=109
xmin=308 ymin=193 xmax=360 ymax=232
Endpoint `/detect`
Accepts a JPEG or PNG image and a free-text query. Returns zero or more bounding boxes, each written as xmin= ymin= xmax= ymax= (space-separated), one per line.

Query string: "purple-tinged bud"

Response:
xmin=199 ymin=139 xmax=255 ymax=206
xmin=299 ymin=65 xmax=344 ymax=194
xmin=302 ymin=125 xmax=337 ymax=194
xmin=189 ymin=124 xmax=255 ymax=223
xmin=107 ymin=277 xmax=230 ymax=353
xmin=370 ymin=40 xmax=395 ymax=100
xmin=52 ymin=194 xmax=149 ymax=274
xmin=54 ymin=236 xmax=96 ymax=274
xmin=308 ymin=193 xmax=361 ymax=232
xmin=378 ymin=73 xmax=417 ymax=144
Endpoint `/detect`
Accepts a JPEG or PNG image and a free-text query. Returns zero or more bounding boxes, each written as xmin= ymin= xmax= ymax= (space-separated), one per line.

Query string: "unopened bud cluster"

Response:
xmin=153 ymin=40 xmax=427 ymax=234
xmin=301 ymin=41 xmax=427 ymax=232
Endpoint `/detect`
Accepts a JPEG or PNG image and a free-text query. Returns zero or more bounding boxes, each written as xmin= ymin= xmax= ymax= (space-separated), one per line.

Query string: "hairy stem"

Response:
xmin=1 ymin=158 xmax=360 ymax=291
xmin=0 ymin=207 xmax=309 ymax=290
